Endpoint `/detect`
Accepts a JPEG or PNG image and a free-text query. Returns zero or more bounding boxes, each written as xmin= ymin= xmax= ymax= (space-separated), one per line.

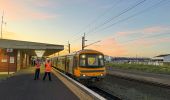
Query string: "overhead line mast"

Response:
xmin=69 ymin=0 xmax=122 ymax=43
xmin=71 ymin=0 xmax=147 ymax=45
xmin=86 ymin=0 xmax=147 ymax=35
xmin=82 ymin=33 xmax=86 ymax=50
xmin=68 ymin=41 xmax=70 ymax=53
xmin=82 ymin=33 xmax=101 ymax=50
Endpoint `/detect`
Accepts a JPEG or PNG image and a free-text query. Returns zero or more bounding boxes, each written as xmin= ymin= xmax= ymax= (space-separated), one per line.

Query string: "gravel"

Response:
xmin=94 ymin=75 xmax=170 ymax=100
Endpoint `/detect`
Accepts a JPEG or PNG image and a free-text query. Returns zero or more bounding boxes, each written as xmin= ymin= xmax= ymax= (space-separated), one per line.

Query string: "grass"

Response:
xmin=106 ymin=63 xmax=170 ymax=75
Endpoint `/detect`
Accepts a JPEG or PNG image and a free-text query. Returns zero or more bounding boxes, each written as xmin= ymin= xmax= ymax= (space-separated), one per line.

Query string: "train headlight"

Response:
xmin=81 ymin=55 xmax=86 ymax=58
xmin=99 ymin=55 xmax=103 ymax=59
xmin=83 ymin=74 xmax=86 ymax=77
xmin=100 ymin=74 xmax=103 ymax=76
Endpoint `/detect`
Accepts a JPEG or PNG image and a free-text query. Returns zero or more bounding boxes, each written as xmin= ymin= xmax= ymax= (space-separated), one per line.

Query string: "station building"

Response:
xmin=0 ymin=39 xmax=64 ymax=73
xmin=151 ymin=54 xmax=170 ymax=66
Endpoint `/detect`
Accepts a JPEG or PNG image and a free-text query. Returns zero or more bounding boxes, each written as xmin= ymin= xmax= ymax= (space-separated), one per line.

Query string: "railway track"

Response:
xmin=107 ymin=68 xmax=170 ymax=89
xmin=87 ymin=86 xmax=121 ymax=100
xmin=53 ymin=67 xmax=170 ymax=100
xmin=53 ymin=67 xmax=120 ymax=100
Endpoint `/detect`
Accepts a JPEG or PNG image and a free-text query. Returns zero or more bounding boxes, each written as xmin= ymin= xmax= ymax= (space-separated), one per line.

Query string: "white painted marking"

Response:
xmin=0 ymin=72 xmax=15 ymax=74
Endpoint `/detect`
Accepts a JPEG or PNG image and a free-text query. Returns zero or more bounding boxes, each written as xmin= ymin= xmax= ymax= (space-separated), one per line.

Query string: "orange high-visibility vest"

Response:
xmin=45 ymin=62 xmax=52 ymax=72
xmin=35 ymin=62 xmax=41 ymax=69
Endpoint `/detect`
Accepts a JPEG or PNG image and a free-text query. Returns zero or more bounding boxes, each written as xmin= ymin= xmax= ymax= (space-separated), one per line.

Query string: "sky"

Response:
xmin=0 ymin=0 xmax=170 ymax=57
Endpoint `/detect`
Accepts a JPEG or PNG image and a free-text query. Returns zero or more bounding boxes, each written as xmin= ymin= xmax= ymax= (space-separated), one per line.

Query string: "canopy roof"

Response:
xmin=0 ymin=39 xmax=64 ymax=56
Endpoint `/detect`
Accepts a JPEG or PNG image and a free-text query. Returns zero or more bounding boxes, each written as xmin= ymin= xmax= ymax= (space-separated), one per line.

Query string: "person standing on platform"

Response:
xmin=34 ymin=59 xmax=41 ymax=80
xmin=43 ymin=59 xmax=52 ymax=81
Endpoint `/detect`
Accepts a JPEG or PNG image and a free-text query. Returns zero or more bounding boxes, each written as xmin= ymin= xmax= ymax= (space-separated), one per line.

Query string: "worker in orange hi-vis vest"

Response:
xmin=34 ymin=59 xmax=41 ymax=80
xmin=43 ymin=59 xmax=52 ymax=81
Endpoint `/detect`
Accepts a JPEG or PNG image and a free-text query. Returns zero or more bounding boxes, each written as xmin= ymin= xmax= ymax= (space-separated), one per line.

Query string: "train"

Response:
xmin=51 ymin=49 xmax=106 ymax=81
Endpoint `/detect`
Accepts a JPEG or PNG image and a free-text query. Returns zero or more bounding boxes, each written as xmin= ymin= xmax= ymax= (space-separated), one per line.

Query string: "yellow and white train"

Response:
xmin=51 ymin=49 xmax=106 ymax=81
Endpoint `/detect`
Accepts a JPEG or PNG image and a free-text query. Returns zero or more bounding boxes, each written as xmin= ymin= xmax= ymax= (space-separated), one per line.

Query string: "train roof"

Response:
xmin=50 ymin=49 xmax=104 ymax=58
xmin=76 ymin=49 xmax=103 ymax=55
xmin=62 ymin=49 xmax=104 ymax=56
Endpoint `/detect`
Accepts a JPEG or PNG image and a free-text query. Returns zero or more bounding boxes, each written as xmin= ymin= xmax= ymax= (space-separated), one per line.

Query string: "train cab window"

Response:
xmin=87 ymin=56 xmax=98 ymax=66
xmin=80 ymin=54 xmax=104 ymax=67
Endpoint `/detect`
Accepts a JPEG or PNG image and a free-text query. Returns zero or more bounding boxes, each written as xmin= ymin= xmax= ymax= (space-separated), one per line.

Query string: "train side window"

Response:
xmin=80 ymin=59 xmax=86 ymax=66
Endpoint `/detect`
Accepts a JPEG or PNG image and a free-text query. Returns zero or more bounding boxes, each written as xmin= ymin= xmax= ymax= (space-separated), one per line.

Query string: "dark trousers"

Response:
xmin=43 ymin=72 xmax=51 ymax=81
xmin=34 ymin=69 xmax=40 ymax=80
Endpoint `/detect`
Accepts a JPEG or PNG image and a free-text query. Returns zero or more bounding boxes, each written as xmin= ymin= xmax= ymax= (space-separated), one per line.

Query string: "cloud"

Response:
xmin=159 ymin=37 xmax=170 ymax=43
xmin=30 ymin=0 xmax=57 ymax=7
xmin=131 ymin=36 xmax=170 ymax=47
xmin=142 ymin=26 xmax=170 ymax=35
xmin=115 ymin=26 xmax=170 ymax=37
xmin=3 ymin=31 xmax=37 ymax=40
xmin=131 ymin=38 xmax=156 ymax=47
xmin=2 ymin=32 xmax=15 ymax=39
xmin=87 ymin=37 xmax=127 ymax=56
xmin=29 ymin=12 xmax=58 ymax=20
xmin=115 ymin=31 xmax=132 ymax=37
xmin=106 ymin=26 xmax=170 ymax=57
xmin=0 ymin=1 xmax=25 ymax=20
xmin=0 ymin=0 xmax=59 ymax=20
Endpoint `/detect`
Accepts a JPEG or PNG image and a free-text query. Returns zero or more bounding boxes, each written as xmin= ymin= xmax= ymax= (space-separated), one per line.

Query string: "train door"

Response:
xmin=60 ymin=56 xmax=66 ymax=72
xmin=73 ymin=56 xmax=78 ymax=74
xmin=66 ymin=56 xmax=69 ymax=73
xmin=68 ymin=56 xmax=74 ymax=74
xmin=63 ymin=57 xmax=66 ymax=72
xmin=57 ymin=57 xmax=62 ymax=70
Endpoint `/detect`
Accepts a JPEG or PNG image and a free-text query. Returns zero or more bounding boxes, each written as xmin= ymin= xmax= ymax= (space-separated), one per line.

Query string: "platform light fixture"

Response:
xmin=35 ymin=50 xmax=45 ymax=57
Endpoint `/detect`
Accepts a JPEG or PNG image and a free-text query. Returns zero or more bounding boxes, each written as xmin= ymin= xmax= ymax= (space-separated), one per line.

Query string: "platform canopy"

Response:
xmin=0 ymin=39 xmax=64 ymax=56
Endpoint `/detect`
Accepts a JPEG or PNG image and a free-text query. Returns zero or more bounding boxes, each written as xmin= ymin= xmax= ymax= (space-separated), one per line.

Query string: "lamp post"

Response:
xmin=1 ymin=12 xmax=4 ymax=39
xmin=1 ymin=11 xmax=6 ymax=39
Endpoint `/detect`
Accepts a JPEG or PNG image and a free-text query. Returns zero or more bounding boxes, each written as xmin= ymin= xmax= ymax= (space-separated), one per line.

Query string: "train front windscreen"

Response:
xmin=79 ymin=54 xmax=104 ymax=68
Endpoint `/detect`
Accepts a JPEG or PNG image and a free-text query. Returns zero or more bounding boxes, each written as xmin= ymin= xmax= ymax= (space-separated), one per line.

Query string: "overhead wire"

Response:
xmin=70 ymin=0 xmax=148 ymax=50
xmin=69 ymin=0 xmax=169 ymax=52
xmin=69 ymin=0 xmax=123 ymax=43
xmin=86 ymin=0 xmax=170 ymax=47
xmin=70 ymin=0 xmax=146 ymax=44
xmin=86 ymin=0 xmax=147 ymax=35
xmin=96 ymin=0 xmax=168 ymax=34
xmin=120 ymin=32 xmax=170 ymax=45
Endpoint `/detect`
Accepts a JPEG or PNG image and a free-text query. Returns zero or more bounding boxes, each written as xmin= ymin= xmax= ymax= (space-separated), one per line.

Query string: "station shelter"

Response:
xmin=0 ymin=39 xmax=64 ymax=73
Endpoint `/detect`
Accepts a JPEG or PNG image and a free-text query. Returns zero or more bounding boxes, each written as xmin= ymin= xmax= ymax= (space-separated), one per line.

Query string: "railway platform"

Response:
xmin=0 ymin=67 xmax=79 ymax=100
xmin=107 ymin=67 xmax=170 ymax=87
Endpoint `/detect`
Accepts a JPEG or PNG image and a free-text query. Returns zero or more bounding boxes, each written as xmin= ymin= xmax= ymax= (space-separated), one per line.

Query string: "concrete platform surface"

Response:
xmin=0 ymin=67 xmax=79 ymax=100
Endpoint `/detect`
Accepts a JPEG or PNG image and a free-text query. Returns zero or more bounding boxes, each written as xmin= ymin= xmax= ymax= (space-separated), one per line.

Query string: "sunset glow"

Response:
xmin=0 ymin=0 xmax=170 ymax=57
